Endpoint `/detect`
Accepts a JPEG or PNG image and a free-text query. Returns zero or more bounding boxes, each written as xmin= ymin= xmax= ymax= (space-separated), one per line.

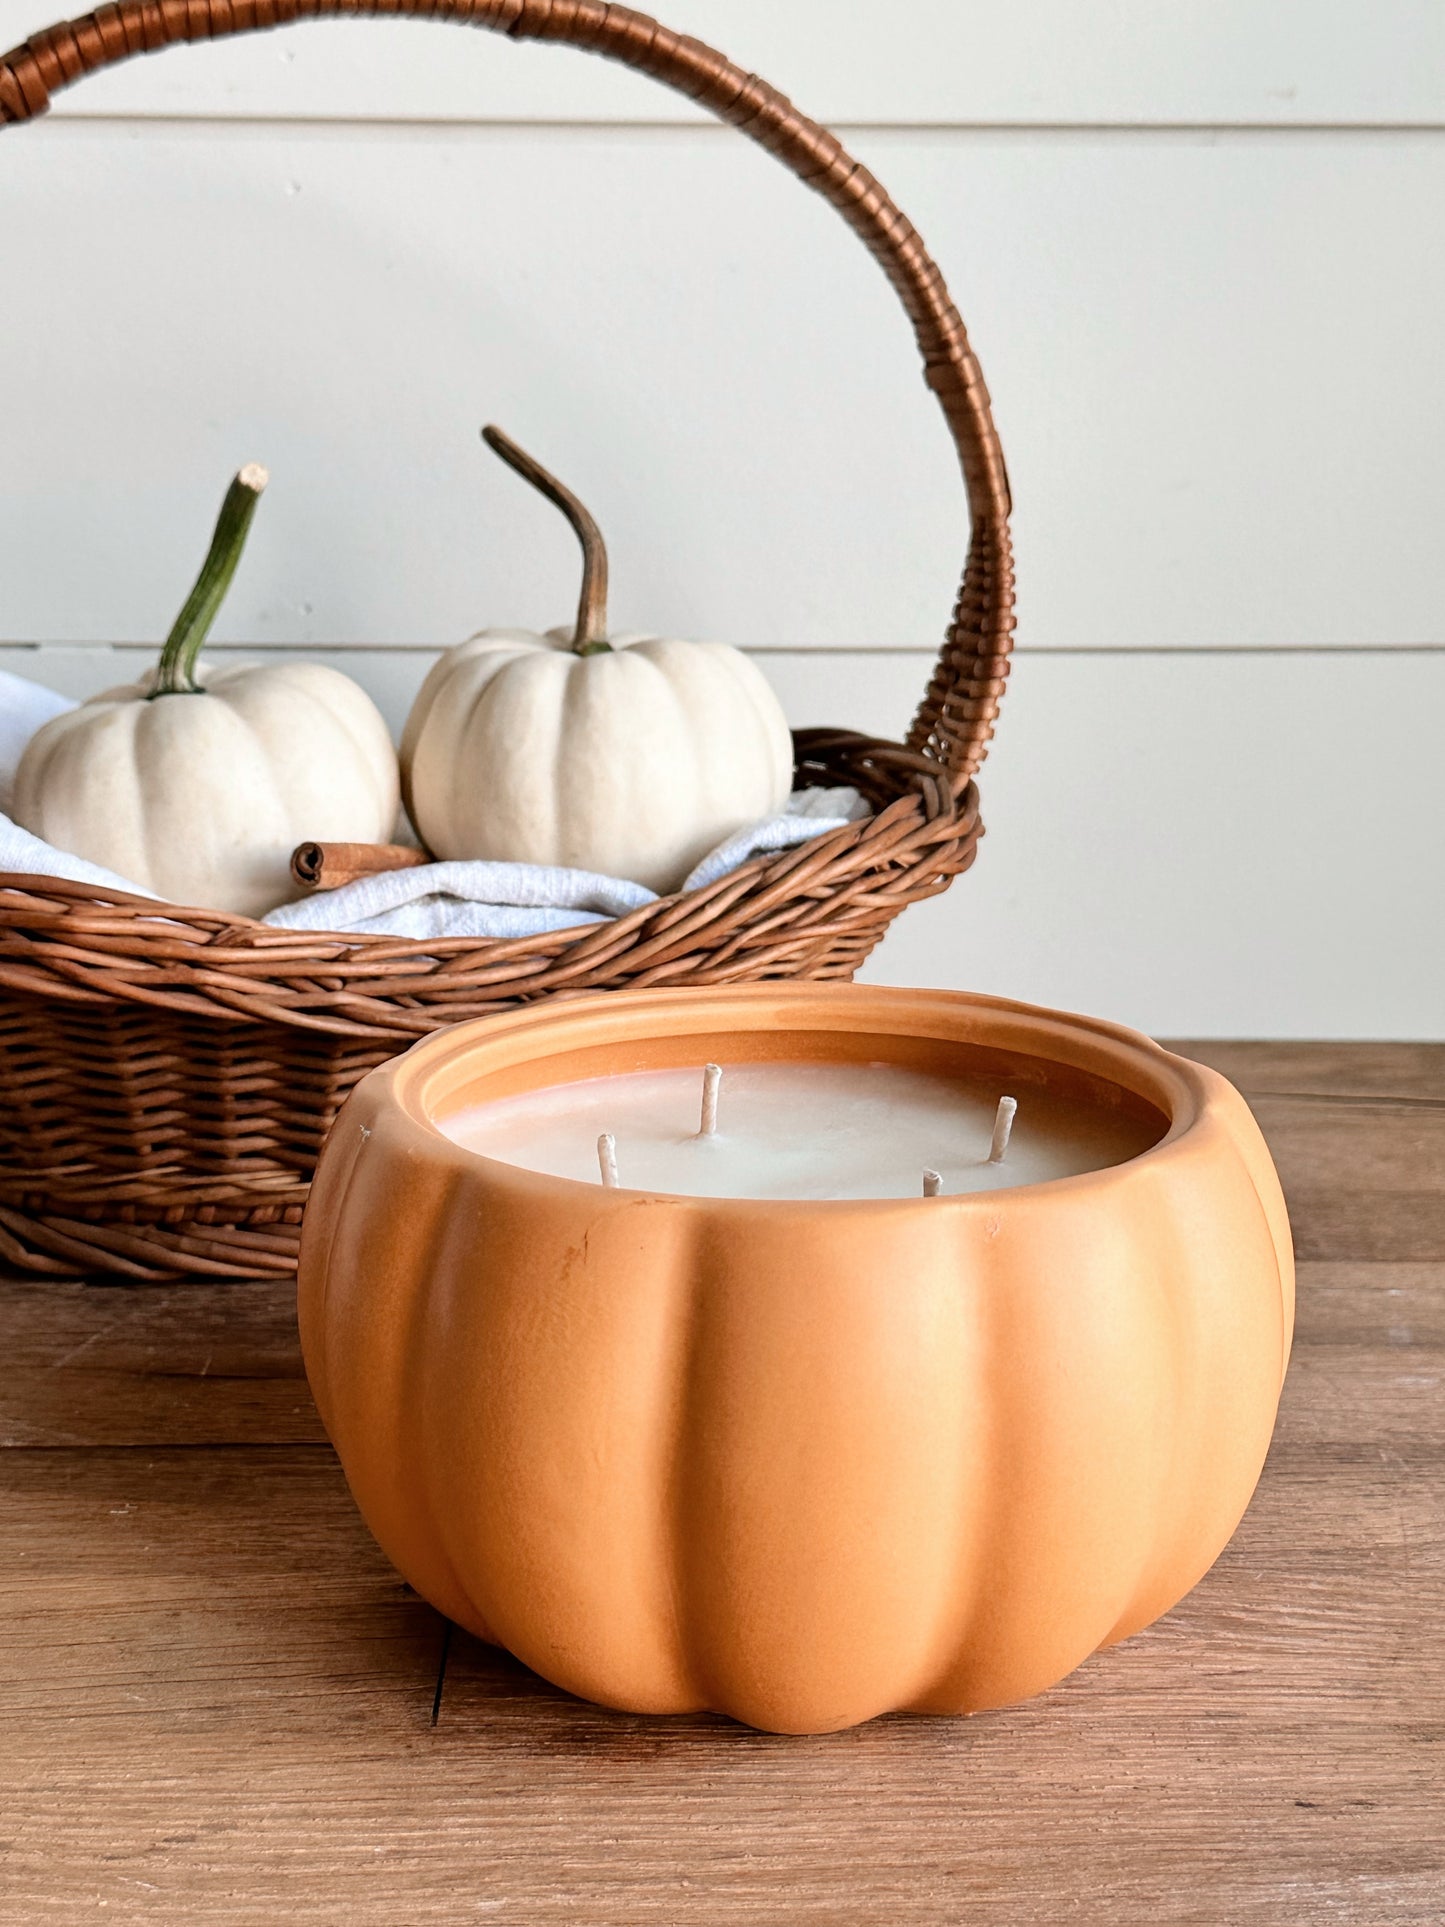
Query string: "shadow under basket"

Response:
xmin=0 ymin=0 xmax=1015 ymax=1282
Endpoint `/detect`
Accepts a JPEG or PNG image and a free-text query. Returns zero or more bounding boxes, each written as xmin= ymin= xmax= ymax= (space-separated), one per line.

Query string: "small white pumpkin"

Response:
xmin=14 ymin=467 xmax=399 ymax=919
xmin=401 ymin=428 xmax=794 ymax=895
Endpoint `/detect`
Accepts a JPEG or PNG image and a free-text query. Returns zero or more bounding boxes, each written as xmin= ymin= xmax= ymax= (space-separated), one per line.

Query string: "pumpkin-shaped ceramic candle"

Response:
xmin=298 ymin=984 xmax=1293 ymax=1736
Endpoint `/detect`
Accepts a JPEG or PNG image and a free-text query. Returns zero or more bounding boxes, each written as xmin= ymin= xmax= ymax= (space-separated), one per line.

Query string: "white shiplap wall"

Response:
xmin=0 ymin=1 xmax=1440 ymax=1036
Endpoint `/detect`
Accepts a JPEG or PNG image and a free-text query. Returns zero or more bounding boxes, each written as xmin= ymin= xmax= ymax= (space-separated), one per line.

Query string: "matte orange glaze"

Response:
xmin=297 ymin=985 xmax=1293 ymax=1735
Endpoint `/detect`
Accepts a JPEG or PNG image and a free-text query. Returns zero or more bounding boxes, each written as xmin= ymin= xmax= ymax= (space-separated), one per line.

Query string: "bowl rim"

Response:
xmin=344 ymin=983 xmax=1232 ymax=1216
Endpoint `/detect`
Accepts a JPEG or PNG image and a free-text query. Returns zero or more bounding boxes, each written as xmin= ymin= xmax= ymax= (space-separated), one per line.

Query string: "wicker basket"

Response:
xmin=0 ymin=1 xmax=1015 ymax=1282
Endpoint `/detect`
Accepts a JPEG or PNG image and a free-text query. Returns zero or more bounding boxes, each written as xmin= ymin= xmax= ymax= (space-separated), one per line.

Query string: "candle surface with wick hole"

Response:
xmin=441 ymin=1061 xmax=1160 ymax=1200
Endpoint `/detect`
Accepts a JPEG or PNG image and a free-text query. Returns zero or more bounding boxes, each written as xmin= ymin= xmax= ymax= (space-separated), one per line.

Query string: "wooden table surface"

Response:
xmin=1 ymin=1041 xmax=1441 ymax=1926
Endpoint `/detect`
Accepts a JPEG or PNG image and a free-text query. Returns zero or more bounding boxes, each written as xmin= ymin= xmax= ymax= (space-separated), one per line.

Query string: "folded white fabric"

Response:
xmin=264 ymin=858 xmax=655 ymax=941
xmin=0 ymin=664 xmax=871 ymax=940
xmin=683 ymin=784 xmax=867 ymax=891
xmin=262 ymin=787 xmax=870 ymax=940
xmin=0 ymin=809 xmax=159 ymax=899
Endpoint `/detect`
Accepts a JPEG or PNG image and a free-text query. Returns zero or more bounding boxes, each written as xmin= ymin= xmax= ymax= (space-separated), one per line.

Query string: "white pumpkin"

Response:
xmin=13 ymin=467 xmax=400 ymax=920
xmin=400 ymin=428 xmax=794 ymax=895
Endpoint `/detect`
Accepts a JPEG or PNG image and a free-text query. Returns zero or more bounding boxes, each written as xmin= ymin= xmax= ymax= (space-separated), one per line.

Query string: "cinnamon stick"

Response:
xmin=290 ymin=842 xmax=430 ymax=891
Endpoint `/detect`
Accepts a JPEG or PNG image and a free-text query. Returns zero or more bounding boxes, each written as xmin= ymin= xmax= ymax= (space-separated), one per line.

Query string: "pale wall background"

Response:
xmin=1 ymin=0 xmax=1440 ymax=1037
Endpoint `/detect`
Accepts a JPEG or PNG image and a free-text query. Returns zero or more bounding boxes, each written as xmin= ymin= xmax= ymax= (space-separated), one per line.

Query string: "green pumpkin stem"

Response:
xmin=481 ymin=425 xmax=612 ymax=655
xmin=151 ymin=465 xmax=269 ymax=698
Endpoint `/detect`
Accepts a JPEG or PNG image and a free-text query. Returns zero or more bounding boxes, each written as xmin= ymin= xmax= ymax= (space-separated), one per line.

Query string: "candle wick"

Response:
xmin=597 ymin=1132 xmax=620 ymax=1188
xmin=987 ymin=1096 xmax=1017 ymax=1164
xmin=698 ymin=1062 xmax=722 ymax=1138
xmin=922 ymin=1168 xmax=942 ymax=1197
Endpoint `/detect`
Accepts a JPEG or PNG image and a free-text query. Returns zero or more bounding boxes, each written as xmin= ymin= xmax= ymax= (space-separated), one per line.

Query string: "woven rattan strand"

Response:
xmin=0 ymin=4 xmax=1014 ymax=1280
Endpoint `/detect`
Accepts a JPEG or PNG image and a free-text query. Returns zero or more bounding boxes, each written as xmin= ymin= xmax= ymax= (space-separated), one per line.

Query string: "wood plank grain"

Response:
xmin=1245 ymin=1099 xmax=1445 ymax=1261
xmin=1171 ymin=1042 xmax=1445 ymax=1260
xmin=0 ymin=1448 xmax=437 ymax=1721
xmin=4 ymin=1258 xmax=1443 ymax=1452
xmin=0 ymin=1046 xmax=1441 ymax=1922
xmin=0 ymin=1279 xmax=323 ymax=1449
xmin=1169 ymin=1040 xmax=1445 ymax=1099
xmin=0 ymin=1332 xmax=1439 ymax=1926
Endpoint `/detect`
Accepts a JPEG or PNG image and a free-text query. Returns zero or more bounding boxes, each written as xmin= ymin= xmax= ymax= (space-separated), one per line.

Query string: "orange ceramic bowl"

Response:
xmin=297 ymin=984 xmax=1293 ymax=1735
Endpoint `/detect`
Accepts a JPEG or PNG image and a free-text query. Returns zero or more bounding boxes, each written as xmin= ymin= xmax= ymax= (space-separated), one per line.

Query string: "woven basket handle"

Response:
xmin=1 ymin=0 xmax=1014 ymax=785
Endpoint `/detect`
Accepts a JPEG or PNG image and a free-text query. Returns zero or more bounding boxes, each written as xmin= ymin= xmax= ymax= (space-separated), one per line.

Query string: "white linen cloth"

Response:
xmin=0 ymin=811 xmax=157 ymax=899
xmin=262 ymin=785 xmax=868 ymax=939
xmin=0 ymin=668 xmax=868 ymax=938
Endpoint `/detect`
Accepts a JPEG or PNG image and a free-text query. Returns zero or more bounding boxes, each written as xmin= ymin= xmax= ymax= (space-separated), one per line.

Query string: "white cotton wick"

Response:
xmin=922 ymin=1168 xmax=942 ymax=1197
xmin=597 ymin=1132 xmax=620 ymax=1188
xmin=698 ymin=1063 xmax=722 ymax=1138
xmin=987 ymin=1096 xmax=1017 ymax=1165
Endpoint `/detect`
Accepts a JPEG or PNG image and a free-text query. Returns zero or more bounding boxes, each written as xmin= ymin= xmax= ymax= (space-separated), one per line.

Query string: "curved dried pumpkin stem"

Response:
xmin=151 ymin=464 xmax=268 ymax=697
xmin=481 ymin=425 xmax=611 ymax=654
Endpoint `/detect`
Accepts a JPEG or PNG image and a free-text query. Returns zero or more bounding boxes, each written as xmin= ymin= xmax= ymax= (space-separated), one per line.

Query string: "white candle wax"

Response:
xmin=441 ymin=1060 xmax=1158 ymax=1201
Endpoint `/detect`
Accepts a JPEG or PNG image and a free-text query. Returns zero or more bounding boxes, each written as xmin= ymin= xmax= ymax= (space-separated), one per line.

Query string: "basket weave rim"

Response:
xmin=0 ymin=738 xmax=983 ymax=1040
xmin=0 ymin=742 xmax=964 ymax=956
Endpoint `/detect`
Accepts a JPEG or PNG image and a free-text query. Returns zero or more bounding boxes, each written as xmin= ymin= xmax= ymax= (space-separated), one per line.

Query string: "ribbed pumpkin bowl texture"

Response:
xmin=297 ymin=984 xmax=1294 ymax=1735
